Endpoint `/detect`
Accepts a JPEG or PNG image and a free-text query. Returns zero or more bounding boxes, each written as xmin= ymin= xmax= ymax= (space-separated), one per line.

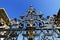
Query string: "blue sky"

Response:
xmin=0 ymin=0 xmax=60 ymax=40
